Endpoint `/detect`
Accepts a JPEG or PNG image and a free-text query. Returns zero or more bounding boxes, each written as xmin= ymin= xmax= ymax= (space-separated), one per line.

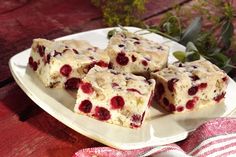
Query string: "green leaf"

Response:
xmin=207 ymin=48 xmax=221 ymax=56
xmin=221 ymin=21 xmax=234 ymax=48
xmin=173 ymin=51 xmax=186 ymax=62
xmin=186 ymin=42 xmax=198 ymax=52
xmin=163 ymin=22 xmax=172 ymax=33
xmin=180 ymin=16 xmax=202 ymax=45
xmin=107 ymin=29 xmax=117 ymax=39
xmin=232 ymin=54 xmax=236 ymax=63
xmin=209 ymin=53 xmax=229 ymax=68
xmin=186 ymin=51 xmax=200 ymax=61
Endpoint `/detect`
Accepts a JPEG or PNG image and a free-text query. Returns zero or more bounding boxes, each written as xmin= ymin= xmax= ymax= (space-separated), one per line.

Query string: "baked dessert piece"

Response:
xmin=74 ymin=66 xmax=156 ymax=128
xmin=151 ymin=60 xmax=229 ymax=113
xmin=105 ymin=30 xmax=169 ymax=75
xmin=28 ymin=38 xmax=110 ymax=89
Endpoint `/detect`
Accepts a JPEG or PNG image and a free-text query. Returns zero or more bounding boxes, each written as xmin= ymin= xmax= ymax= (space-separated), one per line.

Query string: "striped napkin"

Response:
xmin=73 ymin=118 xmax=236 ymax=157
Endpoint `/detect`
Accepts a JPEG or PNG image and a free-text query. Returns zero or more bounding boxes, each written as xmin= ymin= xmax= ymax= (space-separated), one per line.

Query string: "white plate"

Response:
xmin=9 ymin=27 xmax=236 ymax=150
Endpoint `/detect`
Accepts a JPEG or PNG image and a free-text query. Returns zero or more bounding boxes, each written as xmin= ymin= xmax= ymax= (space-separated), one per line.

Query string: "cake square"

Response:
xmin=151 ymin=60 xmax=229 ymax=113
xmin=105 ymin=30 xmax=169 ymax=75
xmin=74 ymin=66 xmax=156 ymax=128
xmin=28 ymin=38 xmax=110 ymax=89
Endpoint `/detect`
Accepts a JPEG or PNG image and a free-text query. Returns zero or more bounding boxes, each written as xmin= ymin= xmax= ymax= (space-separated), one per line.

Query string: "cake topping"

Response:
xmin=79 ymin=100 xmax=92 ymax=113
xmin=110 ymin=96 xmax=125 ymax=109
xmin=81 ymin=82 xmax=94 ymax=94
xmin=64 ymin=77 xmax=81 ymax=90
xmin=188 ymin=86 xmax=198 ymax=95
xmin=60 ymin=64 xmax=72 ymax=77
xmin=116 ymin=52 xmax=129 ymax=66
xmin=93 ymin=106 xmax=111 ymax=121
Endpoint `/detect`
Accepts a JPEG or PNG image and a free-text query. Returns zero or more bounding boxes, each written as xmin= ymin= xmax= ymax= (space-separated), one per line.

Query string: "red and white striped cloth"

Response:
xmin=74 ymin=118 xmax=236 ymax=157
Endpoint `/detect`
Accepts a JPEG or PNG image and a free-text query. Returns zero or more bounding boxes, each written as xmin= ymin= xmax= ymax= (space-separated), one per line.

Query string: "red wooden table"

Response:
xmin=1 ymin=1 xmax=235 ymax=156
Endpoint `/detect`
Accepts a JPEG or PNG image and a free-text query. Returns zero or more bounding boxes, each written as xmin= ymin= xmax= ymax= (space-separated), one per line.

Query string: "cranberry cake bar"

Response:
xmin=151 ymin=60 xmax=229 ymax=113
xmin=106 ymin=30 xmax=169 ymax=75
xmin=74 ymin=66 xmax=155 ymax=128
xmin=28 ymin=38 xmax=109 ymax=89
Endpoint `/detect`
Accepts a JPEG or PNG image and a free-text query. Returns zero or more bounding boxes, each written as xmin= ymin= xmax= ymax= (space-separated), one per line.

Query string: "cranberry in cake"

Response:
xmin=74 ymin=66 xmax=156 ymax=128
xmin=151 ymin=60 xmax=229 ymax=113
xmin=28 ymin=38 xmax=109 ymax=89
xmin=105 ymin=30 xmax=169 ymax=75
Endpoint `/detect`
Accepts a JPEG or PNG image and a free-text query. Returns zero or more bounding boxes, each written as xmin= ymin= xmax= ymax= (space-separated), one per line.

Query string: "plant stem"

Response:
xmin=147 ymin=28 xmax=180 ymax=42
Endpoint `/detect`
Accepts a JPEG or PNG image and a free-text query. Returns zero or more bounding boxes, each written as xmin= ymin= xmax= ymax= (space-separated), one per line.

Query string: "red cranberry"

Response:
xmin=131 ymin=114 xmax=141 ymax=123
xmin=32 ymin=61 xmax=38 ymax=71
xmin=198 ymin=83 xmax=207 ymax=90
xmin=81 ymin=82 xmax=94 ymax=94
xmin=64 ymin=77 xmax=81 ymax=90
xmin=167 ymin=78 xmax=179 ymax=92
xmin=188 ymin=86 xmax=198 ymax=95
xmin=190 ymin=75 xmax=199 ymax=81
xmin=108 ymin=62 xmax=113 ymax=69
xmin=186 ymin=99 xmax=197 ymax=110
xmin=28 ymin=56 xmax=33 ymax=66
xmin=37 ymin=45 xmax=45 ymax=57
xmin=118 ymin=44 xmax=124 ymax=47
xmin=156 ymin=83 xmax=165 ymax=100
xmin=110 ymin=96 xmax=125 ymax=109
xmin=222 ymin=77 xmax=228 ymax=82
xmin=162 ymin=97 xmax=169 ymax=106
xmin=60 ymin=64 xmax=72 ymax=77
xmin=141 ymin=60 xmax=148 ymax=66
xmin=96 ymin=60 xmax=109 ymax=67
xmin=169 ymin=104 xmax=176 ymax=112
xmin=131 ymin=55 xmax=137 ymax=62
xmin=214 ymin=92 xmax=226 ymax=102
xmin=93 ymin=107 xmax=111 ymax=121
xmin=85 ymin=61 xmax=108 ymax=73
xmin=127 ymin=88 xmax=142 ymax=95
xmin=130 ymin=123 xmax=140 ymax=128
xmin=130 ymin=113 xmax=145 ymax=128
xmin=176 ymin=106 xmax=184 ymax=112
xmin=116 ymin=52 xmax=129 ymax=66
xmin=79 ymin=100 xmax=92 ymax=113
xmin=46 ymin=54 xmax=51 ymax=64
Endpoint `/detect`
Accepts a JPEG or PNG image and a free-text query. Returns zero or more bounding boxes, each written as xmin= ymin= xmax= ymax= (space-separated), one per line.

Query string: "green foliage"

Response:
xmin=156 ymin=1 xmax=235 ymax=74
xmin=91 ymin=0 xmax=147 ymax=26
xmin=158 ymin=12 xmax=182 ymax=38
xmin=180 ymin=17 xmax=202 ymax=45
xmin=173 ymin=42 xmax=200 ymax=63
